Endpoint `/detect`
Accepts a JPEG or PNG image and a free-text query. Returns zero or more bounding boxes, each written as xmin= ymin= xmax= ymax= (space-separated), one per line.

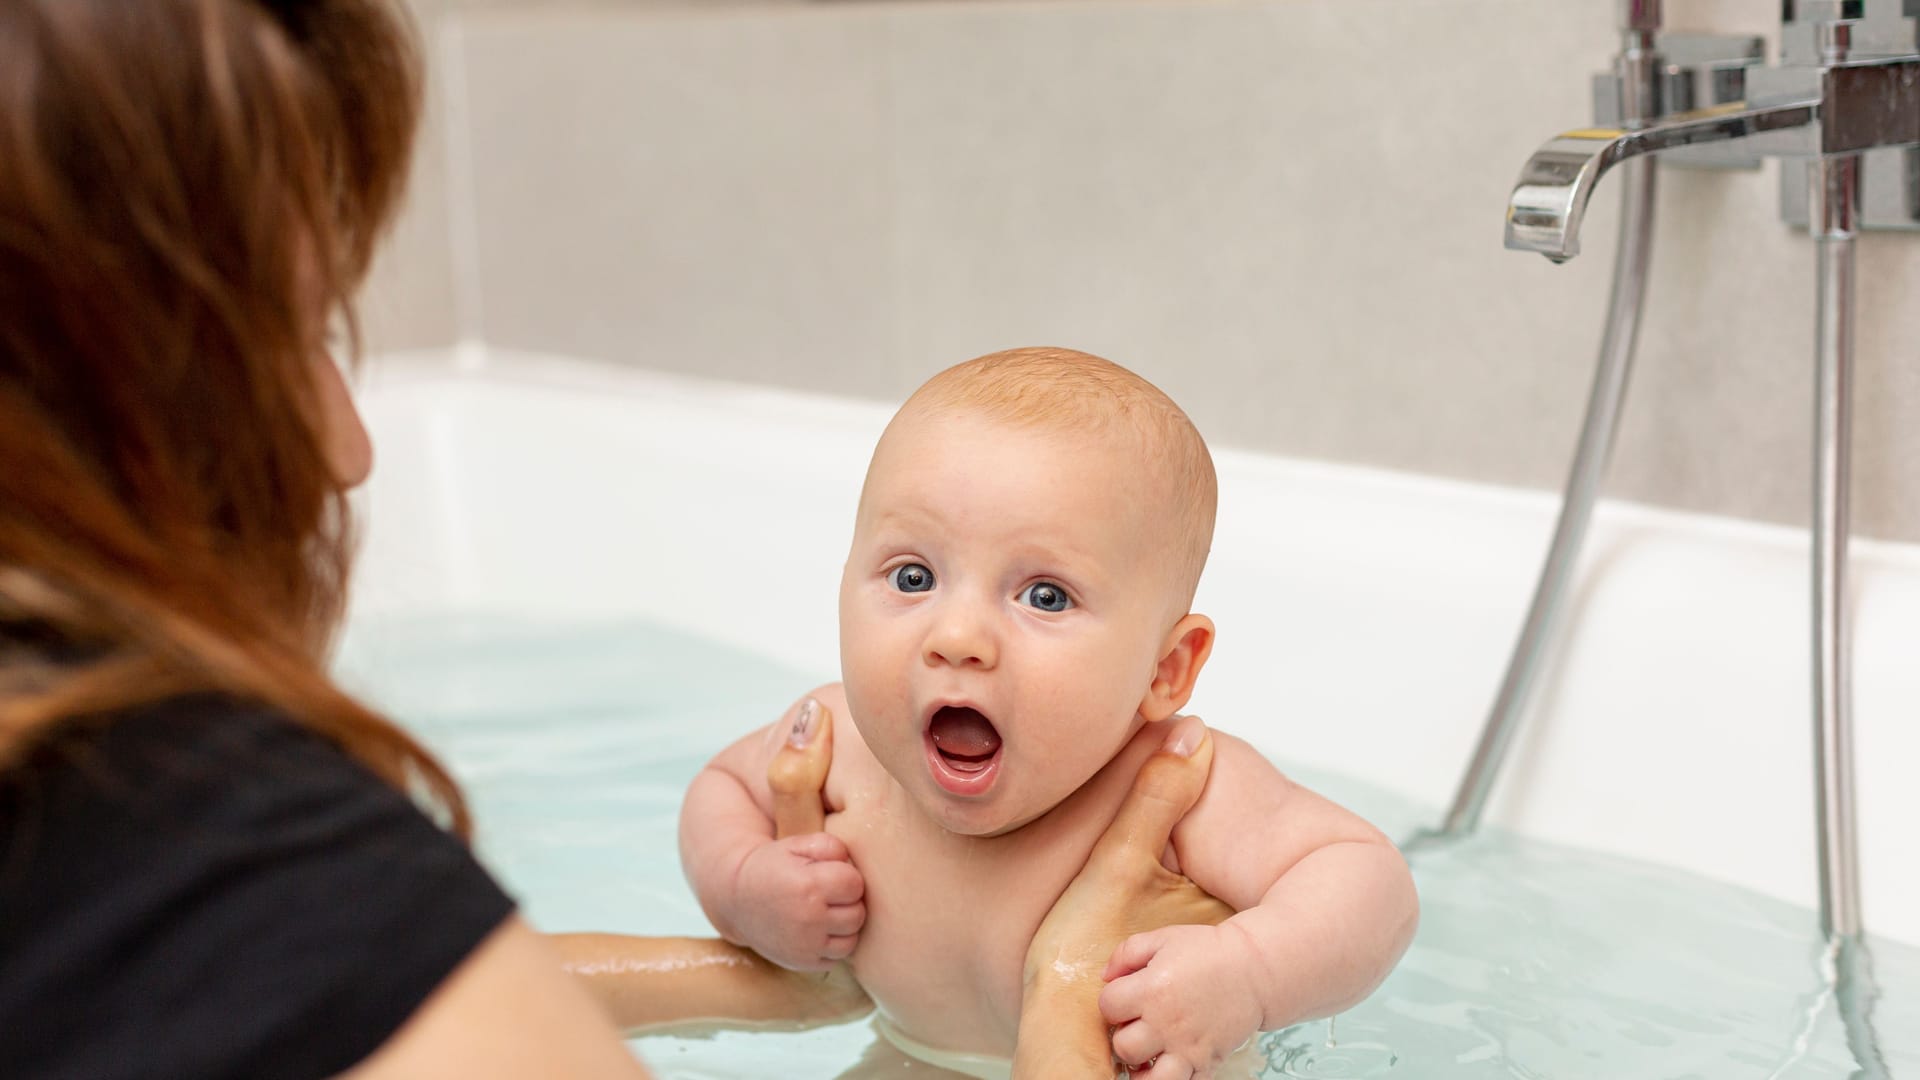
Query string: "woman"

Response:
xmin=0 ymin=2 xmax=1227 ymax=1077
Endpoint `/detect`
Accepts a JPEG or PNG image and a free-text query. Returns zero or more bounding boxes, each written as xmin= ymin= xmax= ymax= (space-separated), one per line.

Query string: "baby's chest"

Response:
xmin=826 ymin=801 xmax=1098 ymax=1053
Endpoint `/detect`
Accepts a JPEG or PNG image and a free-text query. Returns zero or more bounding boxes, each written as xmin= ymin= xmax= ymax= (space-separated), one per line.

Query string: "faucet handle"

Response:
xmin=1593 ymin=32 xmax=1768 ymax=168
xmin=1781 ymin=0 xmax=1918 ymax=64
xmin=1597 ymin=31 xmax=1758 ymax=131
xmin=1619 ymin=0 xmax=1661 ymax=35
xmin=1653 ymin=34 xmax=1766 ymax=114
xmin=1783 ymin=0 xmax=1863 ymax=23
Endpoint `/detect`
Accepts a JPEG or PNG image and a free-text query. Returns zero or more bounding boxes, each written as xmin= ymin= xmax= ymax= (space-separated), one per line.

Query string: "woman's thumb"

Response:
xmin=1090 ymin=715 xmax=1214 ymax=864
xmin=770 ymin=697 xmax=834 ymax=838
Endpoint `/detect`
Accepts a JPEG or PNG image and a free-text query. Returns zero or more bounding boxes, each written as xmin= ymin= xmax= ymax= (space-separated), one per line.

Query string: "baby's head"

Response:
xmin=839 ymin=346 xmax=1217 ymax=837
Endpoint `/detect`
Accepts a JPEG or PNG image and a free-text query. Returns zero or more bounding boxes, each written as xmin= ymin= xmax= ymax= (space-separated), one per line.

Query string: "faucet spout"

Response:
xmin=1506 ymin=97 xmax=1821 ymax=261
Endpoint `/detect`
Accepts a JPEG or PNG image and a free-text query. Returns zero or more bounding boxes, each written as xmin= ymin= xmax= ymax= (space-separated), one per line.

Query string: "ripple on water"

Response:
xmin=1266 ymin=1018 xmax=1400 ymax=1078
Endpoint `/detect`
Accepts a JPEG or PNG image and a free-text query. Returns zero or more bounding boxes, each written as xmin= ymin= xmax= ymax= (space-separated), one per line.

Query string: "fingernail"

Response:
xmin=1163 ymin=725 xmax=1198 ymax=758
xmin=788 ymin=699 xmax=819 ymax=748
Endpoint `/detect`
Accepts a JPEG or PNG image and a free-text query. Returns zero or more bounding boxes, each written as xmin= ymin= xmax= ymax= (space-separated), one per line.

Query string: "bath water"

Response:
xmin=335 ymin=616 xmax=1919 ymax=1078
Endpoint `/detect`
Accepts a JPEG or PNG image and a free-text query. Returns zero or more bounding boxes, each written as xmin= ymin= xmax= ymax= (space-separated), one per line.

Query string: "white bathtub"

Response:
xmin=350 ymin=348 xmax=1920 ymax=948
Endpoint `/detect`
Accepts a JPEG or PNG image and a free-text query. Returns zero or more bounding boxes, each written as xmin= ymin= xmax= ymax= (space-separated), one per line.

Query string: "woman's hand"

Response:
xmin=1015 ymin=715 xmax=1233 ymax=1080
xmin=762 ymin=699 xmax=871 ymax=1015
xmin=554 ymin=699 xmax=870 ymax=1033
xmin=766 ymin=695 xmax=835 ymax=837
xmin=724 ymin=699 xmax=867 ymax=971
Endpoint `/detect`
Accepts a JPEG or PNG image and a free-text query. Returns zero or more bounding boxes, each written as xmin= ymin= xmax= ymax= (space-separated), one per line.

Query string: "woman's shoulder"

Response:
xmin=0 ymin=691 xmax=516 ymax=1080
xmin=12 ymin=689 xmax=330 ymax=765
xmin=0 ymin=688 xmax=494 ymax=913
xmin=6 ymin=691 xmax=398 ymax=825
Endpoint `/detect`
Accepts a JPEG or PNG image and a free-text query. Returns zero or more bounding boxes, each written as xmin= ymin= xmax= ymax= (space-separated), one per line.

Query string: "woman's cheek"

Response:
xmin=312 ymin=354 xmax=373 ymax=487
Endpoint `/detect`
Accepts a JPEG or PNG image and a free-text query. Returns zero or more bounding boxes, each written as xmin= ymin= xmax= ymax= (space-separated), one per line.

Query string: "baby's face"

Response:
xmin=839 ymin=409 xmax=1184 ymax=837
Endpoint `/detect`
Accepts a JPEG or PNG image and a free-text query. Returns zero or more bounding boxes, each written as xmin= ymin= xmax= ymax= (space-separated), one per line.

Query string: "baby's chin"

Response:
xmin=912 ymin=781 xmax=1064 ymax=839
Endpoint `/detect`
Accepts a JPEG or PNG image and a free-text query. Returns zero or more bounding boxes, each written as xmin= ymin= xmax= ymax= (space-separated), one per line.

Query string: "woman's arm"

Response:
xmin=551 ymin=933 xmax=869 ymax=1036
xmin=343 ymin=917 xmax=654 ymax=1079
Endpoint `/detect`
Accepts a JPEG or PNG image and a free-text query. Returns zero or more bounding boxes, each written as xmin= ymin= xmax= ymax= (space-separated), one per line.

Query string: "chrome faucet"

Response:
xmin=1448 ymin=8 xmax=1914 ymax=1074
xmin=1505 ymin=96 xmax=1820 ymax=260
xmin=1507 ymin=3 xmax=1920 ymax=261
xmin=1475 ymin=0 xmax=1920 ymax=934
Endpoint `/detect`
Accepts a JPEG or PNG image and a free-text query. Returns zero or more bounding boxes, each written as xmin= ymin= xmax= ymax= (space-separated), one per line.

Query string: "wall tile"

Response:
xmin=359 ymin=0 xmax=461 ymax=355
xmin=443 ymin=0 xmax=1920 ymax=540
xmin=880 ymin=0 xmax=1621 ymax=491
xmin=458 ymin=7 xmax=900 ymax=397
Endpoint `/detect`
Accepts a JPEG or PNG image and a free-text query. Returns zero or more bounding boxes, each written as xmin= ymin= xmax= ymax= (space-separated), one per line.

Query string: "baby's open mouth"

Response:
xmin=926 ymin=705 xmax=1003 ymax=790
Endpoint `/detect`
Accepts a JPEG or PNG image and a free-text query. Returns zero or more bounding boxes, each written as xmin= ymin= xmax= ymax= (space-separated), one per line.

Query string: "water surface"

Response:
xmin=337 ymin=616 xmax=1918 ymax=1078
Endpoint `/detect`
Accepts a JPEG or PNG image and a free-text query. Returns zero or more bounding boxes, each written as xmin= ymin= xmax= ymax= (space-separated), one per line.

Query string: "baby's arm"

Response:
xmin=678 ymin=690 xmax=866 ymax=972
xmin=1097 ymin=733 xmax=1418 ymax=1076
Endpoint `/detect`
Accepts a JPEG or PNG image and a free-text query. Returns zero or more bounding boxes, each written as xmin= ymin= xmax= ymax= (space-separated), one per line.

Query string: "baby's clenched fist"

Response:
xmin=726 ymin=831 xmax=866 ymax=972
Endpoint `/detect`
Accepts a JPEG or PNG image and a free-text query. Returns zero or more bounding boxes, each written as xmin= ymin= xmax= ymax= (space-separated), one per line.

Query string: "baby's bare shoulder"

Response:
xmin=1172 ymin=727 xmax=1394 ymax=907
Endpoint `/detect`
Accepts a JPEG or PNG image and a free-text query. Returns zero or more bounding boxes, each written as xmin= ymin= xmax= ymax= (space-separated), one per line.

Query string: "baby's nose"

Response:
xmin=923 ymin=607 xmax=998 ymax=669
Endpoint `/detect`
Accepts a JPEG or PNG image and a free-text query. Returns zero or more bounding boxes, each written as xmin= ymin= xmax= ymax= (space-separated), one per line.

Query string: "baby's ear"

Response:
xmin=1140 ymin=614 xmax=1215 ymax=722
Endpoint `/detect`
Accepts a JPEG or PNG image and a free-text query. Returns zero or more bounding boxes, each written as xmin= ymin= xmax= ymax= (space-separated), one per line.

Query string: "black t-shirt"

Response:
xmin=0 ymin=693 xmax=516 ymax=1079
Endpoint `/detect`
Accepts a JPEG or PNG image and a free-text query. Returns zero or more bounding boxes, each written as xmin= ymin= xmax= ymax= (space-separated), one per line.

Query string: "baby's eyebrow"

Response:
xmin=862 ymin=520 xmax=930 ymax=548
xmin=1004 ymin=544 xmax=1108 ymax=585
xmin=864 ymin=505 xmax=942 ymax=535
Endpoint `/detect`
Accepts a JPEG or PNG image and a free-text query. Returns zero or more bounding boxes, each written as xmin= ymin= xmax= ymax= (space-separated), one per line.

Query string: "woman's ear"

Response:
xmin=1140 ymin=614 xmax=1215 ymax=723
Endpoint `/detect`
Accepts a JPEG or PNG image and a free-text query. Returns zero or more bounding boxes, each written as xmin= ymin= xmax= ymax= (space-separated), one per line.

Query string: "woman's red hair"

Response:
xmin=0 ymin=0 xmax=468 ymax=833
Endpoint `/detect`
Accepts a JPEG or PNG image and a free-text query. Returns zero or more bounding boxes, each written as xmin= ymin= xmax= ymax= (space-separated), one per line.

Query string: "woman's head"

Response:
xmin=0 ymin=0 xmax=462 ymax=826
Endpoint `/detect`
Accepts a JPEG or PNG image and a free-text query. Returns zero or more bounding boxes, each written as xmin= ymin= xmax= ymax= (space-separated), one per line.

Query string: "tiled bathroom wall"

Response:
xmin=365 ymin=0 xmax=1920 ymax=541
xmin=356 ymin=0 xmax=460 ymax=353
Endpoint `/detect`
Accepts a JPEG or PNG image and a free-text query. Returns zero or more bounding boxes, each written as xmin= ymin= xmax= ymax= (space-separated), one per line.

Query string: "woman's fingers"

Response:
xmin=769 ymin=697 xmax=833 ymax=838
xmin=1087 ymin=715 xmax=1215 ymax=870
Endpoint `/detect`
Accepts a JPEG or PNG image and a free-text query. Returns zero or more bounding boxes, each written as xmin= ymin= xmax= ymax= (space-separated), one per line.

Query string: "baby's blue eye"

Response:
xmin=890 ymin=563 xmax=935 ymax=593
xmin=1022 ymin=582 xmax=1072 ymax=612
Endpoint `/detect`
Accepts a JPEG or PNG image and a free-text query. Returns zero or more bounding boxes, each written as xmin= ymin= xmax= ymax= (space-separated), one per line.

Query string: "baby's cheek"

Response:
xmin=1042 ymin=674 xmax=1140 ymax=745
xmin=839 ymin=681 xmax=910 ymax=776
xmin=837 ymin=634 xmax=886 ymax=713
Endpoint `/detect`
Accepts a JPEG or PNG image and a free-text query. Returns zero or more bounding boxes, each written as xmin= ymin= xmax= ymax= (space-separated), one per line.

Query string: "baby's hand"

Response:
xmin=727 ymin=832 xmax=866 ymax=972
xmin=724 ymin=695 xmax=866 ymax=972
xmin=1099 ymin=922 xmax=1266 ymax=1079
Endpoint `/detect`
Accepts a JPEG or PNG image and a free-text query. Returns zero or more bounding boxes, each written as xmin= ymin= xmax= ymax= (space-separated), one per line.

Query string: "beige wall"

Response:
xmin=371 ymin=0 xmax=1920 ymax=541
xmin=358 ymin=0 xmax=462 ymax=354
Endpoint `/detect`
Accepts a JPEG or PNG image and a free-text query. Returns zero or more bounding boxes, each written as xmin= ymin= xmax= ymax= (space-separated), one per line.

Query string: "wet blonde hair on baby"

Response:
xmin=900 ymin=346 xmax=1218 ymax=607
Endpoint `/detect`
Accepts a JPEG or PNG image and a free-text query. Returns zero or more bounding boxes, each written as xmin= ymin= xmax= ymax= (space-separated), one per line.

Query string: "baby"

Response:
xmin=680 ymin=347 xmax=1418 ymax=1078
